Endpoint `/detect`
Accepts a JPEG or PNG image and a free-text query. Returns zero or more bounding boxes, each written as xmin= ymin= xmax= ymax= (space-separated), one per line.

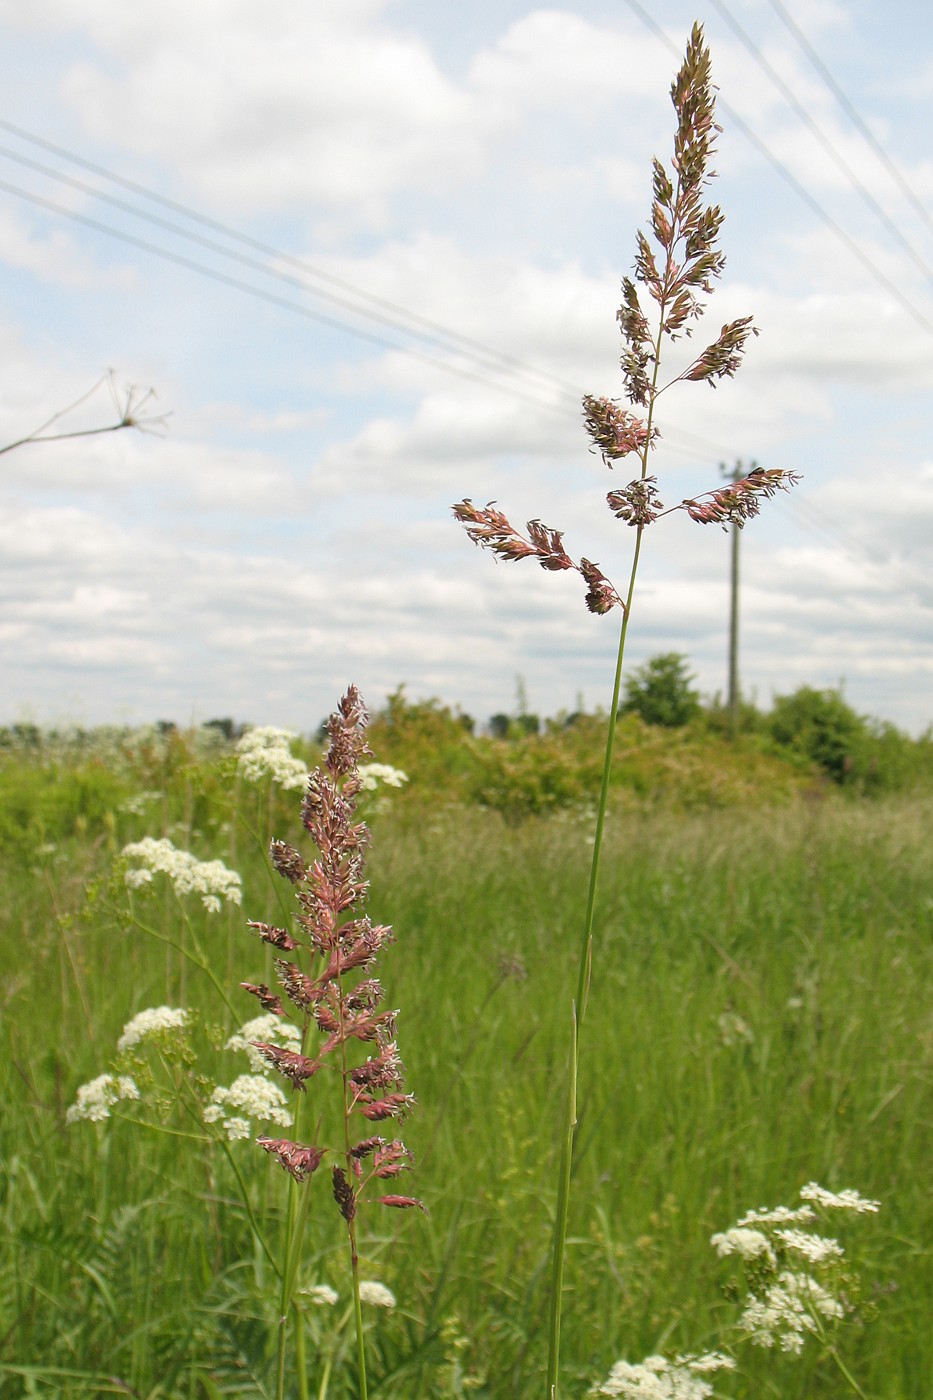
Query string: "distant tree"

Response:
xmin=203 ymin=718 xmax=238 ymax=741
xmin=620 ymin=653 xmax=701 ymax=728
xmin=768 ymin=686 xmax=866 ymax=784
xmin=489 ymin=713 xmax=511 ymax=740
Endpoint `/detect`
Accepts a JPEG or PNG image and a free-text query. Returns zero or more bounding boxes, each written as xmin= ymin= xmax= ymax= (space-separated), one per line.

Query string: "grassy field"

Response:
xmin=1 ymin=730 xmax=931 ymax=1398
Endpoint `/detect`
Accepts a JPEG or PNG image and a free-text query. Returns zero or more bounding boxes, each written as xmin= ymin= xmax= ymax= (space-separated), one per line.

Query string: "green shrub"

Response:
xmin=620 ymin=653 xmax=701 ymax=728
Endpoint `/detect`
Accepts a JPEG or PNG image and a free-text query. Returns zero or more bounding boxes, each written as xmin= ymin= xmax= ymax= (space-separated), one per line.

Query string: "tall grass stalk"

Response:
xmin=454 ymin=24 xmax=799 ymax=1397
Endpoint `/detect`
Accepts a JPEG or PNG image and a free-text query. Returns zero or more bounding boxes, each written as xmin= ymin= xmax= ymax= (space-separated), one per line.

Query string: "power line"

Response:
xmin=0 ymin=141 xmax=584 ymax=405
xmin=707 ymin=0 xmax=933 ymax=286
xmin=764 ymin=0 xmax=933 ymax=242
xmin=0 ymin=125 xmax=751 ymax=467
xmin=619 ymin=0 xmax=933 ymax=340
xmin=0 ymin=175 xmax=584 ymax=419
xmin=0 ymin=117 xmax=587 ymax=404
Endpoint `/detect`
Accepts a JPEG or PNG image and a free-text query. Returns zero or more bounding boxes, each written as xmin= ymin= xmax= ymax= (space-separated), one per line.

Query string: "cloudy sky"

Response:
xmin=1 ymin=0 xmax=931 ymax=736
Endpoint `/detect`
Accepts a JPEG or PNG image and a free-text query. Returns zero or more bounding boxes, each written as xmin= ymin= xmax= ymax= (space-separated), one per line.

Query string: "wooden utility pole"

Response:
xmin=721 ymin=459 xmax=756 ymax=738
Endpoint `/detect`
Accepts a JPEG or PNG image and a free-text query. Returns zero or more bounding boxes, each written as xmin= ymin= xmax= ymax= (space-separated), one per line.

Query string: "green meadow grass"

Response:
xmin=1 ymin=742 xmax=931 ymax=1398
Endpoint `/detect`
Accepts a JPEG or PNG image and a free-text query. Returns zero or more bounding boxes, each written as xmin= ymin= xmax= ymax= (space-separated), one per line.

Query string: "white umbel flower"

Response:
xmin=66 ymin=1074 xmax=140 ymax=1123
xmin=357 ymin=763 xmax=409 ymax=791
xmin=236 ymin=727 xmax=309 ymax=790
xmin=596 ymin=1351 xmax=734 ymax=1398
xmin=776 ymin=1228 xmax=844 ymax=1264
xmin=226 ymin=1014 xmax=302 ymax=1073
xmin=122 ymin=837 xmax=242 ymax=912
xmin=799 ymin=1182 xmax=881 ymax=1214
xmin=205 ymin=1074 xmax=292 ymax=1141
xmin=710 ymin=1226 xmax=776 ymax=1264
xmin=741 ymin=1270 xmax=845 ymax=1353
xmin=117 ymin=1006 xmax=188 ymax=1052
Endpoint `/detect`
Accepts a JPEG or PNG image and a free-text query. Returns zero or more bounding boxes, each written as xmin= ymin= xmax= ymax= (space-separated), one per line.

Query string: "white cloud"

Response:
xmin=0 ymin=203 xmax=136 ymax=289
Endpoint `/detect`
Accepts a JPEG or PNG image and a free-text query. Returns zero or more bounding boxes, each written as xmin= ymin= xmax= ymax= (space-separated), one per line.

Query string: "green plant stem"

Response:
xmin=545 ymin=293 xmax=665 ymax=1395
xmin=544 ymin=536 xmax=641 ymax=1398
xmin=349 ymin=1224 xmax=368 ymax=1400
xmin=295 ymin=1301 xmax=310 ymax=1400
xmin=118 ymin=902 xmax=240 ymax=1018
xmin=828 ymin=1345 xmax=872 ymax=1399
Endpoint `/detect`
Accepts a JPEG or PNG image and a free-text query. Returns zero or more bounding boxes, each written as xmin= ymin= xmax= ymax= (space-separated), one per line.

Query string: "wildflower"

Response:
xmin=712 ymin=1183 xmax=880 ymax=1359
xmin=122 ymin=837 xmax=242 ymax=912
xmin=237 ymin=725 xmax=309 ymax=790
xmin=776 ymin=1228 xmax=844 ymax=1265
xmin=357 ymin=762 xmax=408 ymax=791
xmin=734 ymin=1203 xmax=815 ymax=1227
xmin=66 ymin=1073 xmax=140 ymax=1123
xmin=357 ymin=1280 xmax=396 ymax=1309
xmin=204 ymin=1073 xmax=292 ymax=1140
xmin=740 ymin=1269 xmax=844 ymax=1352
xmin=710 ymin=1226 xmax=776 ymax=1264
xmin=595 ymin=1351 xmax=734 ymax=1398
xmin=116 ymin=1005 xmax=188 ymax=1052
xmin=302 ymin=1283 xmax=339 ymax=1306
xmin=226 ymin=1013 xmax=302 ymax=1072
xmin=799 ymin=1182 xmax=881 ymax=1214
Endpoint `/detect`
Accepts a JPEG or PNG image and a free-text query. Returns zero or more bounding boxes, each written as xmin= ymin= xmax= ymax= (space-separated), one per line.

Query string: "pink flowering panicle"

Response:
xmin=245 ymin=686 xmax=422 ymax=1265
xmin=241 ymin=685 xmax=422 ymax=1397
xmin=451 ymin=24 xmax=802 ymax=1399
xmin=452 ymin=22 xmax=799 ymax=617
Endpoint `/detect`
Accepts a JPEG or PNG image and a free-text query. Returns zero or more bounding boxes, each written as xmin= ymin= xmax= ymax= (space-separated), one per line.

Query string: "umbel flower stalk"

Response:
xmin=453 ymin=24 xmax=799 ymax=1399
xmin=245 ymin=686 xmax=422 ymax=1400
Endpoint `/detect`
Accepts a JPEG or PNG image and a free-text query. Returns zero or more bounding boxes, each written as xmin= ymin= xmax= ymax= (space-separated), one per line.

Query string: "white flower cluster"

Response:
xmin=596 ymin=1352 xmax=735 ymax=1398
xmin=357 ymin=1280 xmax=396 ymax=1309
xmin=203 ymin=1074 xmax=292 ymax=1141
xmin=774 ymin=1228 xmax=844 ymax=1265
xmin=236 ymin=726 xmax=309 ymax=791
xmin=66 ymin=1073 xmax=140 ymax=1123
xmin=122 ymin=837 xmax=242 ymax=913
xmin=117 ymin=1005 xmax=188 ymax=1053
xmin=709 ymin=1226 xmax=776 ymax=1265
xmin=740 ymin=1270 xmax=844 ymax=1353
xmin=357 ymin=763 xmax=409 ymax=792
xmin=301 ymin=1283 xmax=339 ymax=1306
xmin=226 ymin=1014 xmax=302 ymax=1073
xmin=799 ymin=1182 xmax=880 ymax=1214
xmin=712 ymin=1181 xmax=880 ymax=1355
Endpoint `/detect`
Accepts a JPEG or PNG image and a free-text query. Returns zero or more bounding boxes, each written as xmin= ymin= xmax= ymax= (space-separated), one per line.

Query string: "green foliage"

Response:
xmin=1 ymin=783 xmax=931 ymax=1397
xmin=767 ymin=686 xmax=933 ymax=791
xmin=620 ymin=653 xmax=701 ymax=728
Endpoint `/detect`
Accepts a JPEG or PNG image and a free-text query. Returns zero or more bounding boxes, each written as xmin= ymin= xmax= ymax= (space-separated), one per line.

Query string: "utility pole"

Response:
xmin=721 ymin=459 xmax=756 ymax=739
